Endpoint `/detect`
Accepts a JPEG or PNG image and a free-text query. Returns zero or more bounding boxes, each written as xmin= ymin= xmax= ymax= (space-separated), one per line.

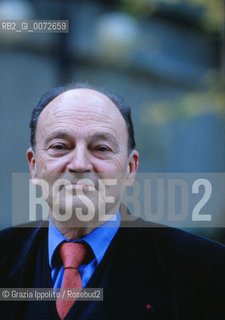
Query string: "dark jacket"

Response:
xmin=0 ymin=219 xmax=225 ymax=319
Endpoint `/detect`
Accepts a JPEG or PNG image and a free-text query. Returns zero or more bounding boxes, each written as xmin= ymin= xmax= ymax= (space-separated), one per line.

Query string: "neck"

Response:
xmin=49 ymin=205 xmax=119 ymax=240
xmin=53 ymin=223 xmax=96 ymax=240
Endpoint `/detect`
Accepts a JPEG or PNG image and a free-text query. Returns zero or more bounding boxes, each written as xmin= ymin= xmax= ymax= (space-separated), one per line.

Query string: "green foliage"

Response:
xmin=120 ymin=0 xmax=224 ymax=32
xmin=142 ymin=72 xmax=225 ymax=126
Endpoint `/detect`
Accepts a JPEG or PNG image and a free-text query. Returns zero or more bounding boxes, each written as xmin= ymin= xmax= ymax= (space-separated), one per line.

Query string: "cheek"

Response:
xmin=95 ymin=162 xmax=128 ymax=191
xmin=94 ymin=163 xmax=124 ymax=179
xmin=36 ymin=156 xmax=67 ymax=177
xmin=95 ymin=155 xmax=127 ymax=175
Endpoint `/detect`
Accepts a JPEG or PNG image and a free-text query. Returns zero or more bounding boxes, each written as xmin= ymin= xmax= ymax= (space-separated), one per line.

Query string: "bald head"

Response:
xmin=35 ymin=88 xmax=129 ymax=157
xmin=29 ymin=83 xmax=136 ymax=153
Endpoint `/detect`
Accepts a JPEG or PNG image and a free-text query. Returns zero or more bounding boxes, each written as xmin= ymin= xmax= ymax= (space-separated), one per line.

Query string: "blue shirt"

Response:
xmin=48 ymin=211 xmax=120 ymax=289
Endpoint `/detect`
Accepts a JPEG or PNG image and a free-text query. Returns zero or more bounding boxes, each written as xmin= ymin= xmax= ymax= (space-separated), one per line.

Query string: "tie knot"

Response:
xmin=59 ymin=242 xmax=87 ymax=269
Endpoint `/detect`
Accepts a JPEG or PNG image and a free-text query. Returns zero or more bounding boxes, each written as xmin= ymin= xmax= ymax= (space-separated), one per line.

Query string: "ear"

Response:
xmin=126 ymin=149 xmax=139 ymax=188
xmin=27 ymin=147 xmax=37 ymax=178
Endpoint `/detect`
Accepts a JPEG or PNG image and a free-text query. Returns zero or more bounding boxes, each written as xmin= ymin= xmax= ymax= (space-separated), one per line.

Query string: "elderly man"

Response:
xmin=0 ymin=83 xmax=225 ymax=320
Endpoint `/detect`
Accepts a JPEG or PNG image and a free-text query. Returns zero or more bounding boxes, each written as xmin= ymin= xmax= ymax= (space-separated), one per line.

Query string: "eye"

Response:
xmin=52 ymin=144 xmax=65 ymax=150
xmin=46 ymin=141 xmax=72 ymax=157
xmin=97 ymin=146 xmax=108 ymax=152
xmin=95 ymin=145 xmax=110 ymax=152
xmin=91 ymin=145 xmax=113 ymax=158
xmin=48 ymin=143 xmax=69 ymax=153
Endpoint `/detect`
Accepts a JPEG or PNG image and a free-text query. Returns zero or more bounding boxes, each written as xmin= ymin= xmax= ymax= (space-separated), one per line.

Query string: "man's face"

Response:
xmin=27 ymin=88 xmax=138 ymax=227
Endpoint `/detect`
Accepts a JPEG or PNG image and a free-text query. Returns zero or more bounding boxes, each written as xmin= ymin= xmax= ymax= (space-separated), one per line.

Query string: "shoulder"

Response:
xmin=0 ymin=221 xmax=48 ymax=267
xmin=122 ymin=219 xmax=225 ymax=296
xmin=0 ymin=220 xmax=48 ymax=243
xmin=124 ymin=218 xmax=225 ymax=266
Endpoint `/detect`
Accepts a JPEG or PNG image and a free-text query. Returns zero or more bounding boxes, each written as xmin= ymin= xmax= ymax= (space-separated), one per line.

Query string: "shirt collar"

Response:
xmin=48 ymin=211 xmax=121 ymax=269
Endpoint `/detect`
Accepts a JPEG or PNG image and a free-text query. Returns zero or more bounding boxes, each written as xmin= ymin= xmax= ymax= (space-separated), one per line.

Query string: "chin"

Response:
xmin=51 ymin=198 xmax=99 ymax=227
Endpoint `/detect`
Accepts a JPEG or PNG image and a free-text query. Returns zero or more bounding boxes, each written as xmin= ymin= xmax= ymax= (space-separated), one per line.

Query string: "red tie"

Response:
xmin=56 ymin=242 xmax=87 ymax=320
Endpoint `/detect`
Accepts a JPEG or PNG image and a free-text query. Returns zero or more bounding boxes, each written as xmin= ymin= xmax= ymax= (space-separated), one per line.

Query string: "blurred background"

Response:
xmin=0 ymin=0 xmax=224 ymax=243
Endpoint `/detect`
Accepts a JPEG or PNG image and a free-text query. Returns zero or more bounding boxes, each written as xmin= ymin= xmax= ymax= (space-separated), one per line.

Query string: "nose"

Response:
xmin=67 ymin=145 xmax=93 ymax=173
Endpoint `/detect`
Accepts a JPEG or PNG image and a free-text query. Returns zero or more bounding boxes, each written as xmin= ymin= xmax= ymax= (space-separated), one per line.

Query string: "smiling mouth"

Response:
xmin=65 ymin=183 xmax=95 ymax=191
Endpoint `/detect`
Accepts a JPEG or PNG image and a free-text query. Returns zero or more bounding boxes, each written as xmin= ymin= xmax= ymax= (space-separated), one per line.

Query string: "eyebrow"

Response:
xmin=90 ymin=133 xmax=118 ymax=145
xmin=44 ymin=131 xmax=74 ymax=145
xmin=44 ymin=130 xmax=118 ymax=146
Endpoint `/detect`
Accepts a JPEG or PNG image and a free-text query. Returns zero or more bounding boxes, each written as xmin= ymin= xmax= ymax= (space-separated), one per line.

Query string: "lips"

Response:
xmin=65 ymin=182 xmax=95 ymax=191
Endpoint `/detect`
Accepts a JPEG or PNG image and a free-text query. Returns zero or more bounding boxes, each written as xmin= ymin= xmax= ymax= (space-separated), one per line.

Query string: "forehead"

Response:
xmin=36 ymin=88 xmax=128 ymax=140
xmin=51 ymin=88 xmax=114 ymax=109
